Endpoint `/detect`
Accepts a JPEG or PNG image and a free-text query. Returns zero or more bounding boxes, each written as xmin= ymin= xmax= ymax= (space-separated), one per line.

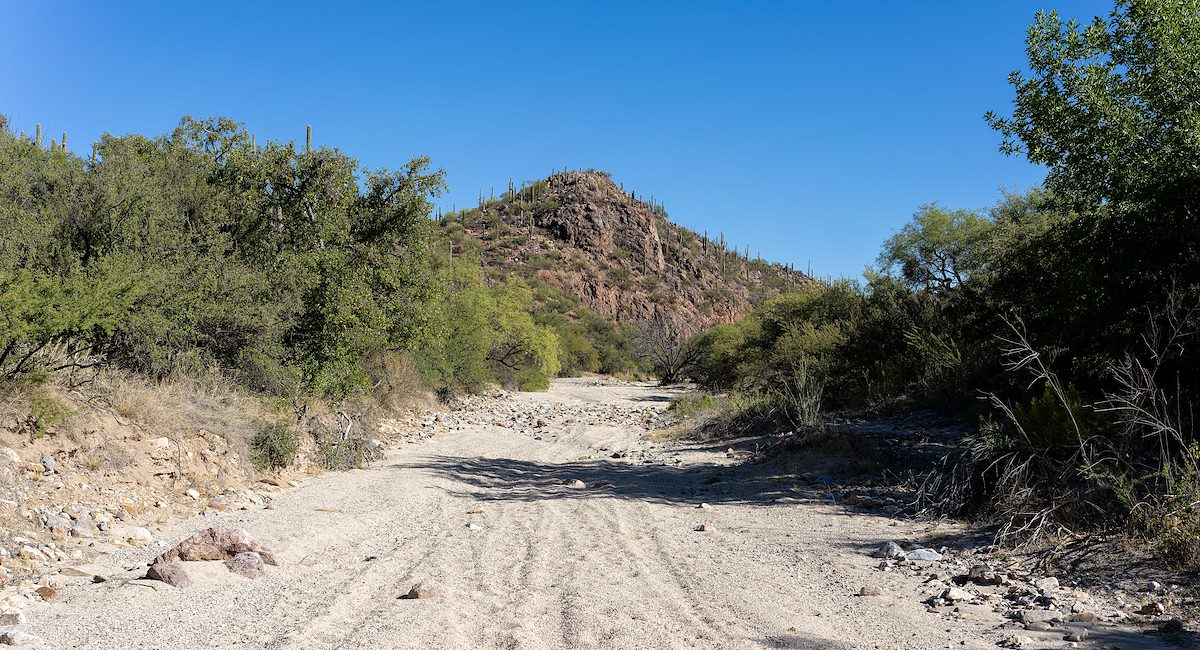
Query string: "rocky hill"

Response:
xmin=441 ymin=170 xmax=809 ymax=334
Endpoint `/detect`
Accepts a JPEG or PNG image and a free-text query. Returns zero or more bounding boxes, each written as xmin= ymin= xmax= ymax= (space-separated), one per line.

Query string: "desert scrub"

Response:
xmin=250 ymin=421 xmax=299 ymax=470
xmin=25 ymin=391 xmax=74 ymax=440
xmin=313 ymin=429 xmax=382 ymax=470
xmin=668 ymin=392 xmax=719 ymax=419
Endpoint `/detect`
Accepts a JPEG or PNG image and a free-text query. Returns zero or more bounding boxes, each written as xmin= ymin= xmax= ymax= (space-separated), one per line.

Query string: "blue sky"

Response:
xmin=0 ymin=1 xmax=1104 ymax=279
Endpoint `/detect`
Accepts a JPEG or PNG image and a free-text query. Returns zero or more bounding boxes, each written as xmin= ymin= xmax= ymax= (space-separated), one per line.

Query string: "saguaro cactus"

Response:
xmin=35 ymin=123 xmax=41 ymax=147
xmin=306 ymin=125 xmax=312 ymax=152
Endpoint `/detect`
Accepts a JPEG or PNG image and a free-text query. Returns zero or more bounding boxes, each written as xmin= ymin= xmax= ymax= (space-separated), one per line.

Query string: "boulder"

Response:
xmin=224 ymin=552 xmax=265 ymax=579
xmin=154 ymin=526 xmax=277 ymax=566
xmin=146 ymin=562 xmax=192 ymax=588
xmin=110 ymin=525 xmax=154 ymax=546
xmin=905 ymin=548 xmax=942 ymax=562
xmin=870 ymin=541 xmax=905 ymax=559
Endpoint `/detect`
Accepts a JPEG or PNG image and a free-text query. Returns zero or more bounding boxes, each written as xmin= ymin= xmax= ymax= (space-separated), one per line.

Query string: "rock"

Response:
xmin=111 ymin=525 xmax=154 ymax=546
xmin=17 ymin=547 xmax=44 ymax=562
xmin=870 ymin=541 xmax=905 ymax=559
xmin=1138 ymin=602 xmax=1166 ymax=616
xmin=1143 ymin=580 xmax=1164 ymax=593
xmin=1004 ymin=635 xmax=1035 ymax=649
xmin=154 ymin=526 xmax=277 ymax=566
xmin=905 ymin=548 xmax=942 ymax=562
xmin=0 ymin=631 xmax=43 ymax=646
xmin=146 ymin=562 xmax=192 ymax=588
xmin=1161 ymin=618 xmax=1186 ymax=633
xmin=1034 ymin=576 xmax=1059 ymax=591
xmin=942 ymin=587 xmax=974 ymax=602
xmin=224 ymin=552 xmax=265 ymax=579
xmin=858 ymin=586 xmax=882 ymax=596
xmin=1023 ymin=621 xmax=1050 ymax=632
xmin=404 ymin=580 xmax=441 ymax=599
xmin=0 ymin=448 xmax=19 ymax=465
xmin=1071 ymin=611 xmax=1096 ymax=622
xmin=694 ymin=523 xmax=712 ymax=532
xmin=562 ymin=479 xmax=586 ymax=489
xmin=1020 ymin=609 xmax=1063 ymax=625
xmin=698 ymin=503 xmax=711 ymax=509
xmin=1065 ymin=628 xmax=1088 ymax=642
xmin=39 ymin=455 xmax=55 ymax=472
xmin=965 ymin=564 xmax=1001 ymax=586
xmin=33 ymin=586 xmax=58 ymax=602
xmin=185 ymin=489 xmax=201 ymax=500
xmin=0 ymin=612 xmax=25 ymax=626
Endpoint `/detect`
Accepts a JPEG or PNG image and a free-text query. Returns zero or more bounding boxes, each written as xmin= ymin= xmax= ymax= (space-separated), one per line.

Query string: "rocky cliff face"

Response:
xmin=444 ymin=170 xmax=809 ymax=334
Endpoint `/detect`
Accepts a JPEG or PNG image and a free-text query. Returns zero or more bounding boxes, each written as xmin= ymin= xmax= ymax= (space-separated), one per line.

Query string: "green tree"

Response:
xmin=986 ymin=0 xmax=1200 ymax=213
xmin=878 ymin=204 xmax=994 ymax=294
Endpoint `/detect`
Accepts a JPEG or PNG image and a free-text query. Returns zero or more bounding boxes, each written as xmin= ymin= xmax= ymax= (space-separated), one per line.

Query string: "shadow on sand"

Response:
xmin=386 ymin=452 xmax=861 ymax=509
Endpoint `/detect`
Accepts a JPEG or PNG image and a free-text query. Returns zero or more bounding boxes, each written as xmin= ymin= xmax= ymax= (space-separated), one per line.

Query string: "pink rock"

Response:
xmin=154 ymin=526 xmax=278 ymax=566
xmin=225 ymin=551 xmax=265 ymax=579
xmin=146 ymin=562 xmax=192 ymax=588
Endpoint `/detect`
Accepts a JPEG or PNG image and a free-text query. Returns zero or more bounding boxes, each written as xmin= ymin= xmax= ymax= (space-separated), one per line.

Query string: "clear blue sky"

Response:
xmin=0 ymin=1 xmax=1103 ymax=279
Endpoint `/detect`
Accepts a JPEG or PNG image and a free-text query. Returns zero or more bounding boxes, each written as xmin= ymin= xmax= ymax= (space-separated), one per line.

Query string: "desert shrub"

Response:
xmin=0 ymin=115 xmax=445 ymax=400
xmin=24 ymin=391 xmax=74 ymax=440
xmin=313 ymin=428 xmax=382 ymax=470
xmin=250 ymin=421 xmax=299 ymax=470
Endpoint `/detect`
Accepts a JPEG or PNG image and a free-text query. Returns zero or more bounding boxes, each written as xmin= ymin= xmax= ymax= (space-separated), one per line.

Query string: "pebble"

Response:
xmin=404 ymin=580 xmax=441 ymax=599
xmin=694 ymin=523 xmax=712 ymax=532
xmin=1065 ymin=628 xmax=1088 ymax=642
xmin=562 ymin=479 xmax=586 ymax=489
xmin=858 ymin=586 xmax=882 ymax=597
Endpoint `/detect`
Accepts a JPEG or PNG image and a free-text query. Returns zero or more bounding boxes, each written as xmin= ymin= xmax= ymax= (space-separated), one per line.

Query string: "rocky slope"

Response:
xmin=442 ymin=171 xmax=810 ymax=334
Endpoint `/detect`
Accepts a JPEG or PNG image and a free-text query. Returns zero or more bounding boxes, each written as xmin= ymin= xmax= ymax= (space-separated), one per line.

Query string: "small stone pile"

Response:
xmin=146 ymin=526 xmax=279 ymax=588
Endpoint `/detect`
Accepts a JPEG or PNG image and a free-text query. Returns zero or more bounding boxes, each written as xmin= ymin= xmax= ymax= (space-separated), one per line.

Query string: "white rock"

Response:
xmin=185 ymin=489 xmax=200 ymax=500
xmin=1034 ymin=576 xmax=1060 ymax=591
xmin=110 ymin=525 xmax=153 ymax=546
xmin=563 ymin=479 xmax=586 ymax=489
xmin=0 ymin=630 xmax=43 ymax=646
xmin=942 ymin=587 xmax=974 ymax=602
xmin=905 ymin=548 xmax=942 ymax=562
xmin=17 ymin=547 xmax=44 ymax=562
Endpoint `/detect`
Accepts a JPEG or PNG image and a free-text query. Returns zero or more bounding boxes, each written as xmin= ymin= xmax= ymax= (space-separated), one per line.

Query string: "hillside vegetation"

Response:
xmin=678 ymin=0 xmax=1200 ymax=565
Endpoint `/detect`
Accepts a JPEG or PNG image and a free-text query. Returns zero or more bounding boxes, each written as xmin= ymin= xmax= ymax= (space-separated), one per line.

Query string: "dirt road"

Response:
xmin=18 ymin=379 xmax=1170 ymax=649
